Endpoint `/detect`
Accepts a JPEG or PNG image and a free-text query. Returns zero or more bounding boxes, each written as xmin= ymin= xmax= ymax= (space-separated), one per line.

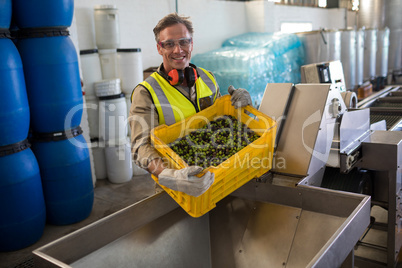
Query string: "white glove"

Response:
xmin=228 ymin=85 xmax=252 ymax=109
xmin=158 ymin=166 xmax=215 ymax=197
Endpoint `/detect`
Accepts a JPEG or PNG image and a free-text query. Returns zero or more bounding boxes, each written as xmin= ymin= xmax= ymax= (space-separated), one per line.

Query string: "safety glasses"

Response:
xmin=158 ymin=38 xmax=192 ymax=50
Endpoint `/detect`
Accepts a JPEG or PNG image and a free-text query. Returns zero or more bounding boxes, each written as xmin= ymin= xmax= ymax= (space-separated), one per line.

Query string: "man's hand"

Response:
xmin=158 ymin=166 xmax=215 ymax=197
xmin=228 ymin=85 xmax=252 ymax=109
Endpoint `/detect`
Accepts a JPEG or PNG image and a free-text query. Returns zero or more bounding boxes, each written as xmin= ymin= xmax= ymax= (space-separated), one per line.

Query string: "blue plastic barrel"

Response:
xmin=17 ymin=29 xmax=83 ymax=133
xmin=0 ymin=0 xmax=12 ymax=29
xmin=0 ymin=140 xmax=46 ymax=251
xmin=31 ymin=127 xmax=94 ymax=225
xmin=0 ymin=37 xmax=30 ymax=146
xmin=12 ymin=0 xmax=74 ymax=28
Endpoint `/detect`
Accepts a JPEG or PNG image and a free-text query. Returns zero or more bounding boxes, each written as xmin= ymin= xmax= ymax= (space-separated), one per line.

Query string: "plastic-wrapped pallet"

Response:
xmin=191 ymin=32 xmax=304 ymax=107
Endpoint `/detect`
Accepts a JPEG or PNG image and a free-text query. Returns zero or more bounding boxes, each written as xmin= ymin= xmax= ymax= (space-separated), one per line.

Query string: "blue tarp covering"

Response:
xmin=192 ymin=32 xmax=305 ymax=107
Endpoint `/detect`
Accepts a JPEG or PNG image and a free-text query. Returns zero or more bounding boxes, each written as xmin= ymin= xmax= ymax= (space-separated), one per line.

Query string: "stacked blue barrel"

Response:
xmin=13 ymin=0 xmax=94 ymax=226
xmin=0 ymin=0 xmax=46 ymax=251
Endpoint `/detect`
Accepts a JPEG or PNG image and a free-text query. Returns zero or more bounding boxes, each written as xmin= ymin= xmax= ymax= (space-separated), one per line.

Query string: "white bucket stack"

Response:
xmin=96 ymin=79 xmax=127 ymax=141
xmin=117 ymin=48 xmax=143 ymax=94
xmin=95 ymin=79 xmax=132 ymax=183
xmin=83 ymin=94 xmax=100 ymax=138
xmin=118 ymin=50 xmax=148 ymax=175
xmin=80 ymin=49 xmax=105 ymax=183
xmin=81 ymin=91 xmax=97 ymax=186
xmin=116 ymin=48 xmax=144 ymax=137
xmin=80 ymin=49 xmax=103 ymax=96
xmin=78 ymin=4 xmax=148 ymax=183
xmin=105 ymin=137 xmax=133 ymax=184
xmin=94 ymin=5 xmax=120 ymax=50
xmin=99 ymin=49 xmax=118 ymax=80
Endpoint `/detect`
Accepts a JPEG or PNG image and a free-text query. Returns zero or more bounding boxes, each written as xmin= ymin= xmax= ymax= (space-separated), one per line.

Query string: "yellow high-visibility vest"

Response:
xmin=138 ymin=67 xmax=218 ymax=125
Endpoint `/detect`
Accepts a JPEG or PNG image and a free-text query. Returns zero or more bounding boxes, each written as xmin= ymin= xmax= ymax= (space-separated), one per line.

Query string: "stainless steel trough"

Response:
xmin=34 ymin=181 xmax=370 ymax=268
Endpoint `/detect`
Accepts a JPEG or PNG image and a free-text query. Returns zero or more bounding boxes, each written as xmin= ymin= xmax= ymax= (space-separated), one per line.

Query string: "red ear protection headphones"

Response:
xmin=163 ymin=64 xmax=198 ymax=87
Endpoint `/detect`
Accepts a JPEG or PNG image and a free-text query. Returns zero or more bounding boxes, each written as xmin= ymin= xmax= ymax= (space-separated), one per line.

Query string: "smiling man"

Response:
xmin=129 ymin=13 xmax=251 ymax=197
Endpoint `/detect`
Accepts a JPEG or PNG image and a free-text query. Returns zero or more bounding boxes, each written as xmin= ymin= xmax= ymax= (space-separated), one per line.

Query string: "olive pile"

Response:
xmin=168 ymin=115 xmax=259 ymax=168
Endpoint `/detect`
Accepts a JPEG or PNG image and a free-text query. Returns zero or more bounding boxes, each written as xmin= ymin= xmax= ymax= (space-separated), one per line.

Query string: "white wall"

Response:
xmin=246 ymin=2 xmax=356 ymax=32
xmin=73 ymin=0 xmax=357 ymax=69
xmin=74 ymin=0 xmax=247 ymax=69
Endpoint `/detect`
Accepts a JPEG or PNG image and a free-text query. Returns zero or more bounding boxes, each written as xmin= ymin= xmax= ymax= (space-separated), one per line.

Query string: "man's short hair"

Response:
xmin=153 ymin=13 xmax=194 ymax=42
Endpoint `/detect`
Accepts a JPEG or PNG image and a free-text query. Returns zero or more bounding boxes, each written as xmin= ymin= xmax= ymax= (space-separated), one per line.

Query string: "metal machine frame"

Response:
xmin=259 ymin=82 xmax=402 ymax=267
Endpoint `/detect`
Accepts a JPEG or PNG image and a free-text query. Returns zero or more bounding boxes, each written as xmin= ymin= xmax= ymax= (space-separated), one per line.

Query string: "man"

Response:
xmin=130 ymin=13 xmax=251 ymax=197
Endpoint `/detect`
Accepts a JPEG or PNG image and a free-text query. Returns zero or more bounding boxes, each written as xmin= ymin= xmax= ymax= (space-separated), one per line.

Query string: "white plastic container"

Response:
xmin=98 ymin=49 xmax=118 ymax=79
xmin=94 ymin=5 xmax=120 ymax=49
xmin=125 ymin=95 xmax=131 ymax=136
xmin=98 ymin=93 xmax=128 ymax=142
xmin=105 ymin=137 xmax=132 ymax=183
xmin=94 ymin=78 xmax=121 ymax=97
xmin=81 ymin=92 xmax=97 ymax=186
xmin=117 ymin=48 xmax=143 ymax=94
xmin=84 ymin=94 xmax=100 ymax=139
xmin=91 ymin=138 xmax=107 ymax=180
xmin=80 ymin=49 xmax=103 ymax=96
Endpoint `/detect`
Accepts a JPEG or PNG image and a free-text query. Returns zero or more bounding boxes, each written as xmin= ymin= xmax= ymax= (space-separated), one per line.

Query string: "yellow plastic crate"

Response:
xmin=150 ymin=95 xmax=276 ymax=217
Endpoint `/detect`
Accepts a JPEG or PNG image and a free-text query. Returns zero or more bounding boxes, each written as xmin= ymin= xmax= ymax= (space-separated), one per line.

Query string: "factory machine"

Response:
xmin=260 ymin=82 xmax=402 ymax=268
xmin=301 ymin=60 xmax=347 ymax=93
xmin=299 ymin=61 xmax=402 ymax=267
xmin=359 ymin=86 xmax=402 ymax=131
xmin=352 ymin=84 xmax=402 ymax=267
xmin=33 ymin=68 xmax=401 ymax=267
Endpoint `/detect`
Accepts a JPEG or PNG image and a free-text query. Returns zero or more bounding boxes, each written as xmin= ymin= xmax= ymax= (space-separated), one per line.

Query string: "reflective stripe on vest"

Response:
xmin=144 ymin=75 xmax=176 ymax=125
xmin=197 ymin=67 xmax=217 ymax=101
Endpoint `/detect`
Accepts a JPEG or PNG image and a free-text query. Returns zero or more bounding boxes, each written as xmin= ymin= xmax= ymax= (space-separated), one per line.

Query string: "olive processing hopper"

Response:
xmin=33 ymin=184 xmax=370 ymax=268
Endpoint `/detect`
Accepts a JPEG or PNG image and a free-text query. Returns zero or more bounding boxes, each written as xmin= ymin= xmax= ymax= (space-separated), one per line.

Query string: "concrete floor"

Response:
xmin=0 ymin=174 xmax=156 ymax=268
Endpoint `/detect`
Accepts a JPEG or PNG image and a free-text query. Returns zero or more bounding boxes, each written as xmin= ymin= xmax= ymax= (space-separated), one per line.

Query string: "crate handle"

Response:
xmin=243 ymin=108 xmax=258 ymax=121
xmin=166 ymin=151 xmax=187 ymax=169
